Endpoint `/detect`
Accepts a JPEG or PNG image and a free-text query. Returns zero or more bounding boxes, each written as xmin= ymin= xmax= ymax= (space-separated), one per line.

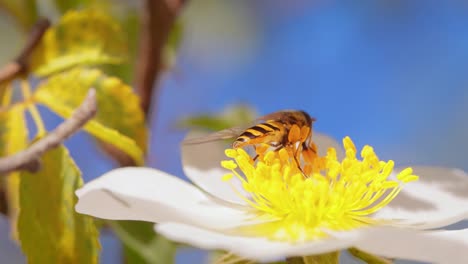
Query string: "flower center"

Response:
xmin=221 ymin=136 xmax=418 ymax=242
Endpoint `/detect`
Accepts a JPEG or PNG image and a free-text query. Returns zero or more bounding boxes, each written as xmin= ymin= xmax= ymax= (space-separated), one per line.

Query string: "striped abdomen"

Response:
xmin=232 ymin=122 xmax=283 ymax=148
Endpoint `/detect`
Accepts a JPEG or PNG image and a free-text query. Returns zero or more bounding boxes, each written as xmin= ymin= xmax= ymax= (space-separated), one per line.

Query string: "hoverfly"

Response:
xmin=183 ymin=110 xmax=318 ymax=173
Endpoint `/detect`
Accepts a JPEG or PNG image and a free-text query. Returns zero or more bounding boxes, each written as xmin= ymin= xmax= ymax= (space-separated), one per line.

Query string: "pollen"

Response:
xmin=220 ymin=136 xmax=418 ymax=242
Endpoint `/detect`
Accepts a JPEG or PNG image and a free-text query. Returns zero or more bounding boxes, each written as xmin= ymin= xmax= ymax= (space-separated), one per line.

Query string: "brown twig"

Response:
xmin=0 ymin=89 xmax=97 ymax=175
xmin=134 ymin=0 xmax=186 ymax=116
xmin=0 ymin=19 xmax=50 ymax=85
xmin=0 ymin=63 xmax=22 ymax=85
xmin=102 ymin=0 xmax=186 ymax=167
xmin=15 ymin=19 xmax=50 ymax=67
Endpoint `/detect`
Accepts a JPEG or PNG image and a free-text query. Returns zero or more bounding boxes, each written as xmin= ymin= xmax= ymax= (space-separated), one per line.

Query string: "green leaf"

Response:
xmin=0 ymin=105 xmax=28 ymax=239
xmin=34 ymin=67 xmax=147 ymax=165
xmin=109 ymin=220 xmax=176 ymax=264
xmin=0 ymin=105 xmax=27 ymax=157
xmin=162 ymin=20 xmax=184 ymax=70
xmin=179 ymin=105 xmax=257 ymax=131
xmin=179 ymin=116 xmax=234 ymax=131
xmin=101 ymin=9 xmax=140 ymax=84
xmin=18 ymin=145 xmax=100 ymax=263
xmin=54 ymin=0 xmax=94 ymax=14
xmin=0 ymin=0 xmax=38 ymax=30
xmin=30 ymin=9 xmax=127 ymax=76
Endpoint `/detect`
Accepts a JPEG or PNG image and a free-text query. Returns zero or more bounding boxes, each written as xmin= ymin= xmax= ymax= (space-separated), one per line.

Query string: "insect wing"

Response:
xmin=256 ymin=110 xmax=289 ymax=122
xmin=182 ymin=126 xmax=246 ymax=145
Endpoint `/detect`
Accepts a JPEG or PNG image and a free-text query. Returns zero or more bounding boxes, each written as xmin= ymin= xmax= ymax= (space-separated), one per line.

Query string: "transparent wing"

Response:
xmin=256 ymin=110 xmax=288 ymax=122
xmin=256 ymin=109 xmax=302 ymax=122
xmin=182 ymin=126 xmax=247 ymax=145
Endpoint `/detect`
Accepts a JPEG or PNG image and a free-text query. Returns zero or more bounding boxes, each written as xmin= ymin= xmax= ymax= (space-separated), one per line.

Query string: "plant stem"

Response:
xmin=287 ymin=252 xmax=340 ymax=264
xmin=348 ymin=247 xmax=393 ymax=264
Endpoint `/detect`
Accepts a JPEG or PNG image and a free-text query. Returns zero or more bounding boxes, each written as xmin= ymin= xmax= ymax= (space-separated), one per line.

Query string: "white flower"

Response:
xmin=75 ymin=133 xmax=468 ymax=263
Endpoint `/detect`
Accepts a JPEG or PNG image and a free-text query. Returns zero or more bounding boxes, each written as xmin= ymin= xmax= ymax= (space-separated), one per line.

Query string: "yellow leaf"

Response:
xmin=30 ymin=9 xmax=127 ymax=76
xmin=54 ymin=0 xmax=94 ymax=14
xmin=0 ymin=83 xmax=12 ymax=106
xmin=18 ymin=145 xmax=100 ymax=263
xmin=0 ymin=0 xmax=38 ymax=30
xmin=0 ymin=105 xmax=28 ymax=240
xmin=34 ymin=68 xmax=147 ymax=165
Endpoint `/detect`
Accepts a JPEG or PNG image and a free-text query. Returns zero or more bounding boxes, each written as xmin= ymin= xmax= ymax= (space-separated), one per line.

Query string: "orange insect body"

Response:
xmin=183 ymin=110 xmax=319 ymax=172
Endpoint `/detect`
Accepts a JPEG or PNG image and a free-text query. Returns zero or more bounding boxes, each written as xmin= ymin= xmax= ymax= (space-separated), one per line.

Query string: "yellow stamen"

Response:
xmin=221 ymin=137 xmax=418 ymax=242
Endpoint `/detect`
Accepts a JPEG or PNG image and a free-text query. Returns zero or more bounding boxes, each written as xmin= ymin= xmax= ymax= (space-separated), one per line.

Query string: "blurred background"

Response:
xmin=1 ymin=0 xmax=467 ymax=263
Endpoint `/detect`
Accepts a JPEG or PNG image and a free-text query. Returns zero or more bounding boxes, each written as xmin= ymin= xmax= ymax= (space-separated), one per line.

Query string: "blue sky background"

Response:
xmin=1 ymin=1 xmax=468 ymax=263
xmin=152 ymin=0 xmax=468 ymax=179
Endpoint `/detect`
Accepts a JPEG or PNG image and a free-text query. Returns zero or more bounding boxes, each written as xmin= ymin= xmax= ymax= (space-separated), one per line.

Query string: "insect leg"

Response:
xmin=252 ymin=145 xmax=259 ymax=161
xmin=285 ymin=143 xmax=308 ymax=177
xmin=269 ymin=142 xmax=308 ymax=176
xmin=293 ymin=152 xmax=308 ymax=177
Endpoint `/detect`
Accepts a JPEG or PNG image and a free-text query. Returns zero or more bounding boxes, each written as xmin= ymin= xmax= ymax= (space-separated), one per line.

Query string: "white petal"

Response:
xmin=157 ymin=222 xmax=468 ymax=263
xmin=181 ymin=131 xmax=250 ymax=205
xmin=155 ymin=222 xmax=359 ymax=262
xmin=374 ymin=166 xmax=468 ymax=229
xmin=181 ymin=131 xmax=343 ymax=205
xmin=75 ymin=167 xmax=254 ymax=229
xmin=355 ymin=227 xmax=468 ymax=264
